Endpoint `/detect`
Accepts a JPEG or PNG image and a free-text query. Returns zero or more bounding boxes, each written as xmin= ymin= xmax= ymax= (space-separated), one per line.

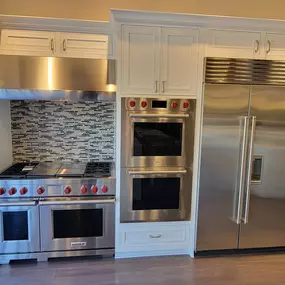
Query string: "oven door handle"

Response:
xmin=129 ymin=114 xmax=189 ymax=119
xmin=129 ymin=170 xmax=187 ymax=175
xmin=0 ymin=201 xmax=37 ymax=207
xmin=38 ymin=198 xmax=116 ymax=206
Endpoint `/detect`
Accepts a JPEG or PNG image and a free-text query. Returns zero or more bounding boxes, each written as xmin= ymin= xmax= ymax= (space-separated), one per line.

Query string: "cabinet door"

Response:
xmin=121 ymin=25 xmax=160 ymax=95
xmin=206 ymin=29 xmax=262 ymax=58
xmin=0 ymin=29 xmax=56 ymax=56
xmin=265 ymin=33 xmax=285 ymax=59
xmin=161 ymin=28 xmax=199 ymax=96
xmin=59 ymin=32 xmax=113 ymax=59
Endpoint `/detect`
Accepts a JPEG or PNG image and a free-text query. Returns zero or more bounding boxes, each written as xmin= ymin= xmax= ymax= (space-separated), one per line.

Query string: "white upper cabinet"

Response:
xmin=206 ymin=29 xmax=263 ymax=58
xmin=59 ymin=32 xmax=113 ymax=58
xmin=0 ymin=29 xmax=113 ymax=59
xmin=0 ymin=29 xmax=56 ymax=56
xmin=161 ymin=28 xmax=198 ymax=95
xmin=264 ymin=33 xmax=285 ymax=59
xmin=121 ymin=25 xmax=160 ymax=95
xmin=121 ymin=24 xmax=199 ymax=96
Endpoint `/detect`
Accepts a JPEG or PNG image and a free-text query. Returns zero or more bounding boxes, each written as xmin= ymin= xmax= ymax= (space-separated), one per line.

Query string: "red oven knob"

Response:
xmin=101 ymin=185 xmax=108 ymax=193
xmin=91 ymin=185 xmax=98 ymax=194
xmin=183 ymin=101 xmax=190 ymax=109
xmin=37 ymin=187 xmax=45 ymax=195
xmin=20 ymin=187 xmax=28 ymax=195
xmin=64 ymin=186 xmax=72 ymax=195
xmin=141 ymin=101 xmax=148 ymax=108
xmin=171 ymin=101 xmax=178 ymax=109
xmin=0 ymin=188 xmax=6 ymax=195
xmin=129 ymin=100 xmax=136 ymax=108
xmin=8 ymin=187 xmax=17 ymax=196
xmin=81 ymin=185 xmax=88 ymax=194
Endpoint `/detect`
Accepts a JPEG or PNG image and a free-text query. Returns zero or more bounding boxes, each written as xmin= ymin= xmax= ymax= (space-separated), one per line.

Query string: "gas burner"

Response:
xmin=0 ymin=162 xmax=39 ymax=178
xmin=84 ymin=162 xmax=111 ymax=177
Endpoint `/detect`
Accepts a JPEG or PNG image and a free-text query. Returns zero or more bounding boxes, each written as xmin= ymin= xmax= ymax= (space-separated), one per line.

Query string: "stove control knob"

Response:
xmin=0 ymin=188 xmax=6 ymax=195
xmin=91 ymin=185 xmax=98 ymax=194
xmin=81 ymin=185 xmax=88 ymax=194
xmin=129 ymin=100 xmax=136 ymax=108
xmin=171 ymin=101 xmax=178 ymax=109
xmin=20 ymin=187 xmax=28 ymax=195
xmin=9 ymin=187 xmax=17 ymax=196
xmin=37 ymin=187 xmax=45 ymax=195
xmin=64 ymin=186 xmax=72 ymax=195
xmin=183 ymin=101 xmax=190 ymax=109
xmin=141 ymin=100 xmax=148 ymax=108
xmin=101 ymin=185 xmax=108 ymax=193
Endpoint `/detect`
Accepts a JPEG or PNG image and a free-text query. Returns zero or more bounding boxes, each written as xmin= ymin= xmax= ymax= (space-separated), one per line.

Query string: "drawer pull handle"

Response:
xmin=149 ymin=234 xmax=162 ymax=239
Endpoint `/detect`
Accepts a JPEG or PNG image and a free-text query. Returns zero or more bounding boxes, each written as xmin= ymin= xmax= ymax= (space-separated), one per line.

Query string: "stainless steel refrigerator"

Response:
xmin=197 ymin=58 xmax=285 ymax=251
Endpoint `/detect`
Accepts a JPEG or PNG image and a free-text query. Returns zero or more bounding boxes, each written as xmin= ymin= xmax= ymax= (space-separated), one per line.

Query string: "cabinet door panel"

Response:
xmin=0 ymin=29 xmax=56 ymax=56
xmin=121 ymin=25 xmax=160 ymax=95
xmin=161 ymin=28 xmax=198 ymax=96
xmin=265 ymin=33 xmax=285 ymax=59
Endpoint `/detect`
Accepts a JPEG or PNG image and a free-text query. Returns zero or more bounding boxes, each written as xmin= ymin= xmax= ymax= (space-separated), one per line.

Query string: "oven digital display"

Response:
xmin=151 ymin=100 xmax=167 ymax=108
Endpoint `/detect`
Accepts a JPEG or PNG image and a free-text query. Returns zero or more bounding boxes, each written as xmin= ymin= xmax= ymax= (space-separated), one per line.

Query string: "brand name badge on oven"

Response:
xmin=71 ymin=242 xmax=87 ymax=247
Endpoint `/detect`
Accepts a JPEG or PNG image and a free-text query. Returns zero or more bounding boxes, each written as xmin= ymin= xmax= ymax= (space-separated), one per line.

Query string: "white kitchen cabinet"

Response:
xmin=121 ymin=25 xmax=199 ymax=96
xmin=121 ymin=25 xmax=160 ymax=94
xmin=206 ymin=29 xmax=262 ymax=58
xmin=59 ymin=32 xmax=113 ymax=59
xmin=161 ymin=28 xmax=198 ymax=95
xmin=264 ymin=33 xmax=285 ymax=59
xmin=0 ymin=29 xmax=56 ymax=56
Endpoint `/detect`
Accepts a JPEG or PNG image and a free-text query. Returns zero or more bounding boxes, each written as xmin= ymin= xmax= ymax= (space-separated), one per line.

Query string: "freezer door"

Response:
xmin=239 ymin=86 xmax=285 ymax=248
xmin=197 ymin=84 xmax=250 ymax=251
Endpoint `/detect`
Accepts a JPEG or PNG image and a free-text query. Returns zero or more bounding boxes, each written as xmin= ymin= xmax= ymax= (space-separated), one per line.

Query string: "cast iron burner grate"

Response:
xmin=84 ymin=162 xmax=111 ymax=177
xmin=0 ymin=162 xmax=39 ymax=178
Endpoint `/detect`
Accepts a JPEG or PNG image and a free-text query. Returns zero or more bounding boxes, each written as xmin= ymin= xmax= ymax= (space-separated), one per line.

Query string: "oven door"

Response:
xmin=122 ymin=113 xmax=194 ymax=168
xmin=120 ymin=168 xmax=192 ymax=222
xmin=0 ymin=200 xmax=40 ymax=254
xmin=39 ymin=198 xmax=115 ymax=252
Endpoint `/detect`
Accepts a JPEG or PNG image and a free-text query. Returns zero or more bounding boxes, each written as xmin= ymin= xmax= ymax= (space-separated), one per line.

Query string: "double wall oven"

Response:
xmin=121 ymin=98 xmax=196 ymax=222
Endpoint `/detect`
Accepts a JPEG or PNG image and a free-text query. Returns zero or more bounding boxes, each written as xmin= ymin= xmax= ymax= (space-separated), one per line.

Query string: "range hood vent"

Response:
xmin=0 ymin=55 xmax=116 ymax=101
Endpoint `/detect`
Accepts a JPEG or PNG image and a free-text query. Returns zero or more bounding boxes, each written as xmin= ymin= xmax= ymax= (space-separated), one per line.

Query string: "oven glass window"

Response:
xmin=134 ymin=122 xmax=183 ymax=156
xmin=53 ymin=209 xmax=103 ymax=238
xmin=3 ymin=211 xmax=28 ymax=241
xmin=133 ymin=178 xmax=180 ymax=210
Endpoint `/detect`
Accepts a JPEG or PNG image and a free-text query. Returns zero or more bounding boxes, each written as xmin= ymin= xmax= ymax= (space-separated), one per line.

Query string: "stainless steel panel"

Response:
xmin=197 ymin=84 xmax=250 ymax=251
xmin=40 ymin=200 xmax=115 ymax=252
xmin=120 ymin=167 xmax=192 ymax=222
xmin=0 ymin=202 xmax=40 ymax=254
xmin=56 ymin=163 xmax=87 ymax=177
xmin=0 ymin=55 xmax=116 ymax=100
xmin=27 ymin=162 xmax=62 ymax=177
xmin=239 ymin=85 xmax=285 ymax=248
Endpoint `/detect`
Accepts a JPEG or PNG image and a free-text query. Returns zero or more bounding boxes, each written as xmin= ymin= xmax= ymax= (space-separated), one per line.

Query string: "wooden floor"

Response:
xmin=1 ymin=254 xmax=285 ymax=285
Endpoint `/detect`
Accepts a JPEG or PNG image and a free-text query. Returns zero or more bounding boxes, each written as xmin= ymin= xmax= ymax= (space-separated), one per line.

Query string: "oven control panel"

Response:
xmin=125 ymin=98 xmax=195 ymax=113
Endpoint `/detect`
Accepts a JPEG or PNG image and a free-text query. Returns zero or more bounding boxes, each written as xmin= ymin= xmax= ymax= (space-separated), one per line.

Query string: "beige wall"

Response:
xmin=1 ymin=0 xmax=285 ymax=21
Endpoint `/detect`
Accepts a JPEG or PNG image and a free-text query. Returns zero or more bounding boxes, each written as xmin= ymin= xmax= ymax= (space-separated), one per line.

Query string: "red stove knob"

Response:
xmin=81 ymin=185 xmax=88 ymax=194
xmin=171 ymin=101 xmax=178 ymax=109
xmin=64 ymin=186 xmax=72 ymax=195
xmin=8 ymin=187 xmax=17 ymax=196
xmin=101 ymin=185 xmax=108 ymax=193
xmin=37 ymin=187 xmax=45 ymax=195
xmin=0 ymin=188 xmax=6 ymax=195
xmin=20 ymin=187 xmax=28 ymax=195
xmin=129 ymin=100 xmax=136 ymax=108
xmin=141 ymin=101 xmax=148 ymax=108
xmin=183 ymin=101 xmax=190 ymax=109
xmin=91 ymin=185 xmax=98 ymax=194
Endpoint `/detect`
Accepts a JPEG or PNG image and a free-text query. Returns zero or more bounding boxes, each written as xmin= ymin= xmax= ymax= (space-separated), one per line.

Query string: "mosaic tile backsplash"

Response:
xmin=10 ymin=101 xmax=115 ymax=162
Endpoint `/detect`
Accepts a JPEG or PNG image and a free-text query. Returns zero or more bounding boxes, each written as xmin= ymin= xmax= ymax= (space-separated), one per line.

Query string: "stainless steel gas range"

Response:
xmin=0 ymin=162 xmax=115 ymax=264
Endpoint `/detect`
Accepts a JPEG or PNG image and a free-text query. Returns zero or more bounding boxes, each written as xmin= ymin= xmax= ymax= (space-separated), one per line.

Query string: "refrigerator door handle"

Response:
xmin=243 ymin=116 xmax=257 ymax=224
xmin=232 ymin=116 xmax=249 ymax=224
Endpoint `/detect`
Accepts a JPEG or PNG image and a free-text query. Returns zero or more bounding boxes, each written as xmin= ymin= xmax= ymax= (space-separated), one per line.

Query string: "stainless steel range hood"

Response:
xmin=0 ymin=55 xmax=116 ymax=101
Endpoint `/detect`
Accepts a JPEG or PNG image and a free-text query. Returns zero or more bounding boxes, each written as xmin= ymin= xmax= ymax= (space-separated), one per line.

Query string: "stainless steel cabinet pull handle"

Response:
xmin=63 ymin=39 xmax=66 ymax=51
xmin=39 ymin=198 xmax=115 ymax=206
xmin=129 ymin=113 xmax=189 ymax=119
xmin=155 ymin=81 xmax=158 ymax=93
xmin=0 ymin=201 xmax=37 ymax=207
xmin=162 ymin=81 xmax=166 ymax=93
xmin=129 ymin=170 xmax=187 ymax=175
xmin=266 ymin=40 xmax=271 ymax=54
xmin=243 ymin=116 xmax=256 ymax=224
xmin=149 ymin=234 xmax=162 ymax=239
xmin=51 ymin=39 xmax=55 ymax=52
xmin=254 ymin=40 xmax=259 ymax=53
